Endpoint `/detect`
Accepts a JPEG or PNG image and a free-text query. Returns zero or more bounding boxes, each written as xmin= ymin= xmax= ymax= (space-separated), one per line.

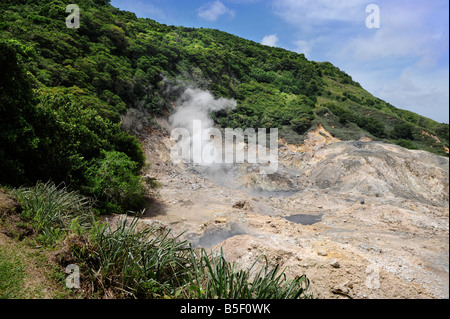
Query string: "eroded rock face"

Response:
xmin=141 ymin=125 xmax=449 ymax=299
xmin=300 ymin=141 xmax=449 ymax=205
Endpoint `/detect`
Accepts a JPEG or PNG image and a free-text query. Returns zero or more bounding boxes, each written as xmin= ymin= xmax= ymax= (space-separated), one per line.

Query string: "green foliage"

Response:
xmin=358 ymin=117 xmax=386 ymax=138
xmin=0 ymin=0 xmax=324 ymax=139
xmin=325 ymin=103 xmax=356 ymax=124
xmin=84 ymin=150 xmax=145 ymax=212
xmin=318 ymin=62 xmax=360 ymax=87
xmin=0 ymin=40 xmax=39 ymax=185
xmin=290 ymin=117 xmax=313 ymax=135
xmin=0 ymin=39 xmax=144 ymax=212
xmin=434 ymin=123 xmax=449 ymax=144
xmin=30 ymin=87 xmax=135 ymax=184
xmin=0 ymin=248 xmax=27 ymax=299
xmin=325 ymin=102 xmax=386 ymax=138
xmin=187 ymin=249 xmax=311 ymax=299
xmin=85 ymin=216 xmax=192 ymax=298
xmin=12 ymin=181 xmax=95 ymax=245
xmin=395 ymin=139 xmax=418 ymax=150
xmin=392 ymin=123 xmax=415 ymax=140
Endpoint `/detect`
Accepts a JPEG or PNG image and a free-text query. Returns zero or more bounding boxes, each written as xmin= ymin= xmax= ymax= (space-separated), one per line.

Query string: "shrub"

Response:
xmin=434 ymin=123 xmax=449 ymax=144
xmin=395 ymin=139 xmax=418 ymax=150
xmin=12 ymin=181 xmax=94 ymax=245
xmin=392 ymin=123 xmax=414 ymax=140
xmin=290 ymin=117 xmax=312 ymax=135
xmin=84 ymin=150 xmax=145 ymax=213
xmin=358 ymin=117 xmax=386 ymax=138
xmin=0 ymin=40 xmax=39 ymax=186
xmin=85 ymin=216 xmax=192 ymax=298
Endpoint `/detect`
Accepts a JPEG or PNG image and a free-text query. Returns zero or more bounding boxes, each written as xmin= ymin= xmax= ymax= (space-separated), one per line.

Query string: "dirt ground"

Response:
xmin=139 ymin=124 xmax=449 ymax=299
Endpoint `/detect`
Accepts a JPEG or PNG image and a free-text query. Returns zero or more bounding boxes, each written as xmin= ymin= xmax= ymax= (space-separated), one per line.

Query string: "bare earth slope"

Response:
xmin=140 ymin=124 xmax=449 ymax=299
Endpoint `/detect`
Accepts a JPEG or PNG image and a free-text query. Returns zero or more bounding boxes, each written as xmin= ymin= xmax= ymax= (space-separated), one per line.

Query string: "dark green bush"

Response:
xmin=84 ymin=150 xmax=145 ymax=213
xmin=395 ymin=139 xmax=418 ymax=150
xmin=0 ymin=40 xmax=39 ymax=186
xmin=392 ymin=123 xmax=415 ymax=140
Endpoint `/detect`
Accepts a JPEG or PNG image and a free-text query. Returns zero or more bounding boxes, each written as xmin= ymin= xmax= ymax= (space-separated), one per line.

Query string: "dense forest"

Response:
xmin=1 ymin=0 xmax=449 ymax=211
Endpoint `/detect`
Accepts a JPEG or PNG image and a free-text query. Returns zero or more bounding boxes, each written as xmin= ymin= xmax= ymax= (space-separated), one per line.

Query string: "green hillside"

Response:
xmin=1 ymin=0 xmax=448 ymax=204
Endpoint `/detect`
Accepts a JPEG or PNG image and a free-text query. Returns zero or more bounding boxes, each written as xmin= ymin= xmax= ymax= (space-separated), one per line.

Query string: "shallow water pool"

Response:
xmin=284 ymin=213 xmax=323 ymax=225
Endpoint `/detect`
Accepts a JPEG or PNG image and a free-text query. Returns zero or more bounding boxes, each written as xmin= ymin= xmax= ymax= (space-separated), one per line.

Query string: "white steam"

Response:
xmin=169 ymin=87 xmax=237 ymax=132
xmin=168 ymin=86 xmax=237 ymax=168
xmin=168 ymin=83 xmax=278 ymax=182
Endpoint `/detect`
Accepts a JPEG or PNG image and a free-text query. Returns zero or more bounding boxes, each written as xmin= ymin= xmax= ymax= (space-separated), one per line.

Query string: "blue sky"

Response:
xmin=110 ymin=0 xmax=449 ymax=123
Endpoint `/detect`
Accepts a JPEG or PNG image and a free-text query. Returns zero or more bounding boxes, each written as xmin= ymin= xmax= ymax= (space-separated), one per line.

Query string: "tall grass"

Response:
xmin=186 ymin=249 xmax=311 ymax=299
xmin=85 ymin=216 xmax=192 ymax=298
xmin=12 ymin=181 xmax=95 ymax=244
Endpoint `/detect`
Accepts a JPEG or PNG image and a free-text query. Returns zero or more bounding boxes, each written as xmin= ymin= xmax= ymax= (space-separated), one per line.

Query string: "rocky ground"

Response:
xmin=138 ymin=123 xmax=449 ymax=299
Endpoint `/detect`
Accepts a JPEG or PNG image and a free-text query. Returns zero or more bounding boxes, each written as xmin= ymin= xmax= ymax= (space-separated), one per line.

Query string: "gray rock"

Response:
xmin=317 ymin=250 xmax=328 ymax=256
xmin=331 ymin=258 xmax=341 ymax=268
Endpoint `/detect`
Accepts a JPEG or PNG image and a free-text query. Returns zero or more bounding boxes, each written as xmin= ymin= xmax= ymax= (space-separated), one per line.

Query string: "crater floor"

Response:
xmin=139 ymin=126 xmax=449 ymax=299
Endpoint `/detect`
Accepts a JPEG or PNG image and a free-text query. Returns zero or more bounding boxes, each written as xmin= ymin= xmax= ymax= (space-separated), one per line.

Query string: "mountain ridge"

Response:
xmin=0 ymin=0 xmax=448 ymax=195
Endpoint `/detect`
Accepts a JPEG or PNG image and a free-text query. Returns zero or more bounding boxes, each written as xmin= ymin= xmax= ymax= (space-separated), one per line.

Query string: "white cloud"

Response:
xmin=261 ymin=34 xmax=279 ymax=47
xmin=346 ymin=66 xmax=450 ymax=123
xmin=343 ymin=2 xmax=448 ymax=68
xmin=197 ymin=1 xmax=236 ymax=22
xmin=274 ymin=0 xmax=447 ymax=66
xmin=273 ymin=0 xmax=366 ymax=26
xmin=111 ymin=0 xmax=166 ymax=20
xmin=344 ymin=28 xmax=433 ymax=68
xmin=224 ymin=0 xmax=260 ymax=3
xmin=294 ymin=40 xmax=312 ymax=57
xmin=377 ymin=68 xmax=450 ymax=123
